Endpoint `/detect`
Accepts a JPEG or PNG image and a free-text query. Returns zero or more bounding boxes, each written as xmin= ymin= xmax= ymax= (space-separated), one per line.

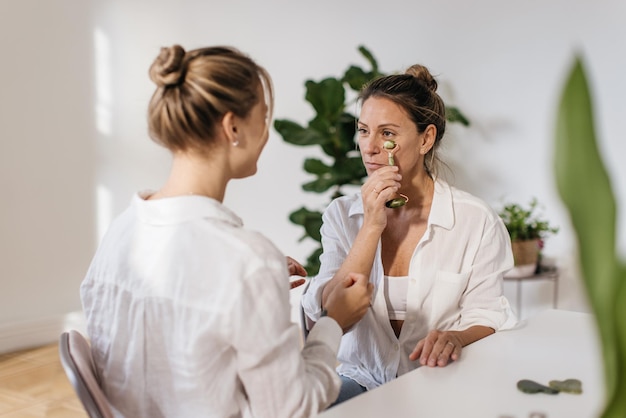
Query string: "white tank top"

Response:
xmin=383 ymin=275 xmax=409 ymax=320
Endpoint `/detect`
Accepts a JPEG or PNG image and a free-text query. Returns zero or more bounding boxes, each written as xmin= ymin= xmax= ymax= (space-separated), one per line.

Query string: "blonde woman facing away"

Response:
xmin=302 ymin=64 xmax=517 ymax=405
xmin=80 ymin=45 xmax=373 ymax=418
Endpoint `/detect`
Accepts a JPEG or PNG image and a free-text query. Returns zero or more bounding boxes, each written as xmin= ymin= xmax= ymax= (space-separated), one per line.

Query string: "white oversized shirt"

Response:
xmin=302 ymin=179 xmax=517 ymax=390
xmin=81 ymin=192 xmax=342 ymax=418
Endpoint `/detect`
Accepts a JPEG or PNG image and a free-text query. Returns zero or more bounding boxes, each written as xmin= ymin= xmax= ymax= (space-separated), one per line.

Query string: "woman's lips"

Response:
xmin=365 ymin=162 xmax=385 ymax=170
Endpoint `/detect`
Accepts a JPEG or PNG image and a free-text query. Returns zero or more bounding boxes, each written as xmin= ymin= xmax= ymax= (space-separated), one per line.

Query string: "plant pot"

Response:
xmin=511 ymin=239 xmax=540 ymax=267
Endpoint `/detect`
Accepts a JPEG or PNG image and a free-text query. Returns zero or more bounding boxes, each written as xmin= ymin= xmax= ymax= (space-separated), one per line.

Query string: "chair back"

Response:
xmin=59 ymin=330 xmax=114 ymax=418
xmin=300 ymin=280 xmax=316 ymax=340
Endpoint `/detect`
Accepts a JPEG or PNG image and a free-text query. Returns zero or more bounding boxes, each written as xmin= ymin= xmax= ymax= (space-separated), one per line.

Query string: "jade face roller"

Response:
xmin=383 ymin=140 xmax=408 ymax=208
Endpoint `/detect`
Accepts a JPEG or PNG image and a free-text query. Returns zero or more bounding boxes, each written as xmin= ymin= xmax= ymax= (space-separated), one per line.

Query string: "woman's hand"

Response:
xmin=409 ymin=326 xmax=495 ymax=367
xmin=286 ymin=256 xmax=307 ymax=289
xmin=361 ymin=165 xmax=401 ymax=229
xmin=409 ymin=329 xmax=464 ymax=367
xmin=324 ymin=272 xmax=374 ymax=333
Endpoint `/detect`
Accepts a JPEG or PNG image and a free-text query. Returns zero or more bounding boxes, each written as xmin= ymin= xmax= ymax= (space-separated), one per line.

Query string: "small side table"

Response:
xmin=503 ymin=266 xmax=559 ymax=317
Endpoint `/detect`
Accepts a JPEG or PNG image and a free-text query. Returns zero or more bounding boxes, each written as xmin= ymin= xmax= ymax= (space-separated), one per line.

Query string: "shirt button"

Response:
xmin=394 ymin=344 xmax=399 ymax=351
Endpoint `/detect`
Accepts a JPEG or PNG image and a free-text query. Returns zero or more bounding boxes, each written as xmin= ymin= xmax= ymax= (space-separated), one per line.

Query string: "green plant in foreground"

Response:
xmin=554 ymin=55 xmax=626 ymax=417
xmin=498 ymin=198 xmax=559 ymax=242
xmin=274 ymin=45 xmax=469 ymax=275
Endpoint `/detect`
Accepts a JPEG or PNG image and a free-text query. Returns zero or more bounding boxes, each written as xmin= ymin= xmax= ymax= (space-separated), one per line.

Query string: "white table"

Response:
xmin=318 ymin=309 xmax=605 ymax=418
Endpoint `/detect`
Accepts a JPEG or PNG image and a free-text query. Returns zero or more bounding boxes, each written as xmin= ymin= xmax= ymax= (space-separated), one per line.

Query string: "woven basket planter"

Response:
xmin=511 ymin=239 xmax=540 ymax=266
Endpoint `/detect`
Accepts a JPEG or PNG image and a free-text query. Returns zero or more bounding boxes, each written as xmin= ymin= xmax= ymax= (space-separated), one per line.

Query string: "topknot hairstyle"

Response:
xmin=359 ymin=64 xmax=446 ymax=176
xmin=147 ymin=45 xmax=273 ymax=152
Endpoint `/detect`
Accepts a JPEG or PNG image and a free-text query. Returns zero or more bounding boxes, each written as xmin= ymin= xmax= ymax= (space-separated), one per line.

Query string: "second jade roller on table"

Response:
xmin=383 ymin=140 xmax=409 ymax=208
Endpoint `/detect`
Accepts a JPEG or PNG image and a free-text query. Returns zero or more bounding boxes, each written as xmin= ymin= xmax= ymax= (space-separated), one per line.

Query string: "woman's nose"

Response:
xmin=359 ymin=138 xmax=379 ymax=155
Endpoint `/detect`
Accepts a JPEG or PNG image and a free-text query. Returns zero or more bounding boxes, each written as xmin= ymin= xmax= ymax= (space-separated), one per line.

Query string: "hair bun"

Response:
xmin=149 ymin=45 xmax=186 ymax=87
xmin=405 ymin=64 xmax=438 ymax=92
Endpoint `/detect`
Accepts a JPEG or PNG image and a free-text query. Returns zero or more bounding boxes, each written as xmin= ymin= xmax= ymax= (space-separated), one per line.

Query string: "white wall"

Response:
xmin=1 ymin=0 xmax=624 ymax=351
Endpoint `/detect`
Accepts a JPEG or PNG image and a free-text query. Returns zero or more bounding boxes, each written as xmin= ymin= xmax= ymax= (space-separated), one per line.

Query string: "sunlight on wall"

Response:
xmin=94 ymin=28 xmax=112 ymax=136
xmin=94 ymin=27 xmax=113 ymax=244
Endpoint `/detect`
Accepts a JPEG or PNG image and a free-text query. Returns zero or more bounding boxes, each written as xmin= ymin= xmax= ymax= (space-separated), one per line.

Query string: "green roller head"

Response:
xmin=383 ymin=140 xmax=396 ymax=150
xmin=385 ymin=197 xmax=407 ymax=208
xmin=384 ymin=141 xmax=397 ymax=166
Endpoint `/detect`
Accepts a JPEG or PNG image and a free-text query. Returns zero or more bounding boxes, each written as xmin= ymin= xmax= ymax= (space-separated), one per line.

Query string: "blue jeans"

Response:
xmin=329 ymin=375 xmax=367 ymax=408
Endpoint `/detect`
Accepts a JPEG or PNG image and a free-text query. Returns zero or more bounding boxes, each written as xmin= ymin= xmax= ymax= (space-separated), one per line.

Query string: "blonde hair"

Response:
xmin=147 ymin=45 xmax=273 ymax=152
xmin=359 ymin=64 xmax=446 ymax=177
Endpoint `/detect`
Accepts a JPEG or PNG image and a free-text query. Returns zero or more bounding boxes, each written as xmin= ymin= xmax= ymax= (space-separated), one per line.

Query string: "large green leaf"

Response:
xmin=332 ymin=156 xmax=367 ymax=185
xmin=273 ymin=119 xmax=328 ymax=147
xmin=305 ymin=78 xmax=345 ymax=121
xmin=288 ymin=207 xmax=323 ymax=243
xmin=343 ymin=65 xmax=374 ymax=92
xmin=554 ymin=56 xmax=626 ymax=417
xmin=337 ymin=112 xmax=359 ymax=153
xmin=305 ymin=247 xmax=323 ymax=276
xmin=357 ymin=45 xmax=379 ymax=76
xmin=303 ymin=158 xmax=331 ymax=175
xmin=302 ymin=175 xmax=339 ymax=193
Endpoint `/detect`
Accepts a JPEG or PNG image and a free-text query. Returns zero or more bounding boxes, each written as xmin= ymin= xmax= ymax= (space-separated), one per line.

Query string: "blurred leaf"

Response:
xmin=357 ymin=45 xmax=379 ymax=75
xmin=302 ymin=176 xmax=338 ymax=193
xmin=303 ymin=216 xmax=323 ymax=243
xmin=343 ymin=65 xmax=372 ymax=92
xmin=274 ymin=119 xmax=328 ymax=147
xmin=305 ymin=78 xmax=345 ymax=121
xmin=446 ymin=106 xmax=470 ymax=126
xmin=288 ymin=207 xmax=322 ymax=226
xmin=303 ymin=158 xmax=331 ymax=175
xmin=554 ymin=55 xmax=626 ymax=417
xmin=555 ymin=57 xmax=617 ymax=303
xmin=305 ymin=247 xmax=323 ymax=276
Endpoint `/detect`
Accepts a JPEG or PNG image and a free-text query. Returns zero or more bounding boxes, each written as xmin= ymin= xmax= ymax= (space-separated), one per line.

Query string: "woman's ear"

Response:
xmin=221 ymin=112 xmax=240 ymax=146
xmin=419 ymin=124 xmax=437 ymax=155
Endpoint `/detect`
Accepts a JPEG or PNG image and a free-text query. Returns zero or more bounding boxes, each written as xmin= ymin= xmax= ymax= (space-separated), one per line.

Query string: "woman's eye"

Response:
xmin=383 ymin=130 xmax=394 ymax=137
xmin=357 ymin=128 xmax=368 ymax=135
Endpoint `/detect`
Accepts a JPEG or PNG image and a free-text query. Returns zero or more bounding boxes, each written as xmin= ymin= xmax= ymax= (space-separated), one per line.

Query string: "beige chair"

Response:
xmin=300 ymin=280 xmax=316 ymax=340
xmin=59 ymin=330 xmax=114 ymax=418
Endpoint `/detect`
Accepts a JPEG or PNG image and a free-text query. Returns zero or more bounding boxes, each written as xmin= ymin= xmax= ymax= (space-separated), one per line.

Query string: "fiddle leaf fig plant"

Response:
xmin=554 ymin=55 xmax=626 ymax=417
xmin=274 ymin=45 xmax=470 ymax=275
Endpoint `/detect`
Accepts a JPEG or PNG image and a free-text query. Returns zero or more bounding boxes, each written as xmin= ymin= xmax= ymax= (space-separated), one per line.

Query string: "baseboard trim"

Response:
xmin=0 ymin=311 xmax=86 ymax=354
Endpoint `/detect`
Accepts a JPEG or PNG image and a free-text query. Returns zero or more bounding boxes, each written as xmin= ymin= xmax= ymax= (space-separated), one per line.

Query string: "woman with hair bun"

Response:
xmin=302 ymin=64 xmax=517 ymax=405
xmin=80 ymin=45 xmax=373 ymax=417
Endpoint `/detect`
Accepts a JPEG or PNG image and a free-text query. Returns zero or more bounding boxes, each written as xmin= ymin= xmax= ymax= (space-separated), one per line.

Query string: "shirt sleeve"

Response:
xmin=301 ymin=200 xmax=351 ymax=322
xmin=230 ymin=257 xmax=342 ymax=418
xmin=458 ymin=215 xmax=517 ymax=331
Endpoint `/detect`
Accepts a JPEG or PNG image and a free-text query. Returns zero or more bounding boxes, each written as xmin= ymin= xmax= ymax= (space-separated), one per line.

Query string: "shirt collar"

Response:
xmin=132 ymin=190 xmax=243 ymax=227
xmin=429 ymin=178 xmax=454 ymax=230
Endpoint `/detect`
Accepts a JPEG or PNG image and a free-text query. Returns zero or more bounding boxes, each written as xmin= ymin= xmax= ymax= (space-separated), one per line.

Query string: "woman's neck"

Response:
xmin=150 ymin=151 xmax=229 ymax=201
xmin=402 ymin=172 xmax=435 ymax=208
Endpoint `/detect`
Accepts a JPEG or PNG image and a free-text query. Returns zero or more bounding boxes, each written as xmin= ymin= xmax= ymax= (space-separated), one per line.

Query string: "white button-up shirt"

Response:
xmin=81 ymin=192 xmax=342 ymax=418
xmin=302 ymin=179 xmax=516 ymax=390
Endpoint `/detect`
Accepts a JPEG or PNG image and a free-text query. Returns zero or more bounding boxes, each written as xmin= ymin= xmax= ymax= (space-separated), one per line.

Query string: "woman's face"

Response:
xmin=232 ymin=86 xmax=270 ymax=179
xmin=357 ymin=97 xmax=423 ymax=176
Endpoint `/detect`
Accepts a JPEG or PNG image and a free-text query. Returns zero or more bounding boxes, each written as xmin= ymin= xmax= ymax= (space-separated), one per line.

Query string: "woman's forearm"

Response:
xmin=321 ymin=225 xmax=382 ymax=307
xmin=458 ymin=325 xmax=495 ymax=347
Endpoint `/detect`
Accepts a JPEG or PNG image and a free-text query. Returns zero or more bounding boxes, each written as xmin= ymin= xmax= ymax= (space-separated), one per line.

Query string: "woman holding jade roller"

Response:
xmin=302 ymin=64 xmax=517 ymax=405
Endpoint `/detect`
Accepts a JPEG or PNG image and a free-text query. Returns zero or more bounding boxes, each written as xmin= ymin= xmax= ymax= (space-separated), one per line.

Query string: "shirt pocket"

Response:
xmin=429 ymin=270 xmax=471 ymax=324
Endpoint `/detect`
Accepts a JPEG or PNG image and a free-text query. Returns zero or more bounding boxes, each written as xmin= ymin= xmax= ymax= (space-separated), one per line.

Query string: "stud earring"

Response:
xmin=232 ymin=140 xmax=239 ymax=147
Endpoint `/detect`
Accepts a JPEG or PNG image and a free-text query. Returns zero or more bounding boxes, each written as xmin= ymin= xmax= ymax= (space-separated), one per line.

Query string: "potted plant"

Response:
xmin=498 ymin=198 xmax=559 ymax=272
xmin=274 ymin=45 xmax=469 ymax=275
